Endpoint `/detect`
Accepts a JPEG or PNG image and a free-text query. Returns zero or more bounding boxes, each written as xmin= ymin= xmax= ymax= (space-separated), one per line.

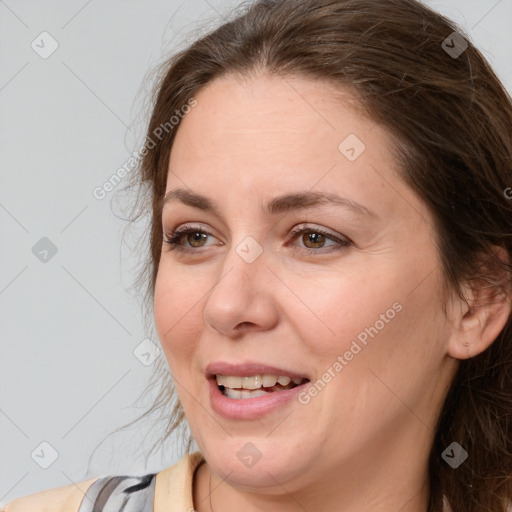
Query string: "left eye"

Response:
xmin=162 ymin=224 xmax=351 ymax=255
xmin=286 ymin=225 xmax=352 ymax=253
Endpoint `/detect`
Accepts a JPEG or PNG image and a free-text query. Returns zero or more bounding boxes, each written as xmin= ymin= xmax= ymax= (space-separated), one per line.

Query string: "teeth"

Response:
xmin=216 ymin=375 xmax=243 ymax=388
xmin=242 ymin=375 xmax=262 ymax=389
xmin=224 ymin=388 xmax=270 ymax=399
xmin=216 ymin=374 xmax=305 ymax=390
xmin=262 ymin=375 xmax=279 ymax=387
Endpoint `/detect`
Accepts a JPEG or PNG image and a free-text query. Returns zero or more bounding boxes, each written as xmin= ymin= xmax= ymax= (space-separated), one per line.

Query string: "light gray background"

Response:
xmin=1 ymin=0 xmax=511 ymax=505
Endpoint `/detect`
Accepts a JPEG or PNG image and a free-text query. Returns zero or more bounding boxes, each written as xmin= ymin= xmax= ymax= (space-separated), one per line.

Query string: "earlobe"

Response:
xmin=447 ymin=279 xmax=511 ymax=361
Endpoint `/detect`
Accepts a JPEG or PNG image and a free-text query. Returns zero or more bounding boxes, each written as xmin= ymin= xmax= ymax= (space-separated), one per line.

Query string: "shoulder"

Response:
xmin=1 ymin=472 xmax=157 ymax=512
xmin=77 ymin=472 xmax=156 ymax=511
xmin=1 ymin=477 xmax=99 ymax=512
xmin=2 ymin=451 xmax=204 ymax=512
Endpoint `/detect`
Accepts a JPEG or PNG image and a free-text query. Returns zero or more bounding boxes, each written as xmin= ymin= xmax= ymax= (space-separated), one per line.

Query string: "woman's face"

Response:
xmin=154 ymin=73 xmax=460 ymax=495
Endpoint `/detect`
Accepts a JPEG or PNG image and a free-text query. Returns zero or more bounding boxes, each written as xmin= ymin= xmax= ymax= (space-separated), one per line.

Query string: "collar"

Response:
xmin=154 ymin=451 xmax=205 ymax=511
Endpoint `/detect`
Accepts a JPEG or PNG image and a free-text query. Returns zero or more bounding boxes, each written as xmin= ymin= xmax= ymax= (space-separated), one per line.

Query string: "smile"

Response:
xmin=215 ymin=374 xmax=309 ymax=399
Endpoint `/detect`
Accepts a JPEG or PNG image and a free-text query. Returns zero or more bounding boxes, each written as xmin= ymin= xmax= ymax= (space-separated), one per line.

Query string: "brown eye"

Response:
xmin=287 ymin=225 xmax=352 ymax=254
xmin=163 ymin=225 xmax=218 ymax=254
xmin=185 ymin=231 xmax=209 ymax=248
xmin=163 ymin=223 xmax=351 ymax=256
xmin=301 ymin=231 xmax=327 ymax=249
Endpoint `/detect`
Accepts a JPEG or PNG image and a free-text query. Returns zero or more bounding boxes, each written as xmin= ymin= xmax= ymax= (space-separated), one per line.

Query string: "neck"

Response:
xmin=192 ymin=434 xmax=432 ymax=512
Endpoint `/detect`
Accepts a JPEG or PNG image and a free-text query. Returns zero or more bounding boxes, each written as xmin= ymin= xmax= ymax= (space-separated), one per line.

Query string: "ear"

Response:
xmin=447 ymin=246 xmax=511 ymax=360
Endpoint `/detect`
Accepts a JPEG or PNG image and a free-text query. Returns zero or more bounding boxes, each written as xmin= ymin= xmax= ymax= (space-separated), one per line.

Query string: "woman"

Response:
xmin=4 ymin=0 xmax=511 ymax=510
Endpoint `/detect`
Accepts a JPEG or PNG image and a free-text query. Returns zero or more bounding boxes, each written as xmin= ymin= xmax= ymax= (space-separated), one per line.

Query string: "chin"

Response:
xmin=200 ymin=436 xmax=315 ymax=490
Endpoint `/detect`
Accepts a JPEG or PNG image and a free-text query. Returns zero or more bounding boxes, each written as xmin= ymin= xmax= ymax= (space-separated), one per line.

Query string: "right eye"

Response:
xmin=163 ymin=224 xmax=220 ymax=254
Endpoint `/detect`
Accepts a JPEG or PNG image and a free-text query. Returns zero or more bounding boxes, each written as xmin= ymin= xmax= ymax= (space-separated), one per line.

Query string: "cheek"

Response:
xmin=284 ymin=268 xmax=402 ymax=361
xmin=153 ymin=266 xmax=203 ymax=371
xmin=297 ymin=262 xmax=444 ymax=382
xmin=299 ymin=280 xmax=444 ymax=438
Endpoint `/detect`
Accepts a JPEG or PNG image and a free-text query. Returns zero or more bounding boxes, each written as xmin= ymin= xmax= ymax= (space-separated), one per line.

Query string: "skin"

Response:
xmin=153 ymin=72 xmax=511 ymax=512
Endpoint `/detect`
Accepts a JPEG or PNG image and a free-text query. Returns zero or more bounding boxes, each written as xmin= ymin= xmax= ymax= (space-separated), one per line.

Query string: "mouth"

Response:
xmin=205 ymin=362 xmax=312 ymax=419
xmin=214 ymin=374 xmax=310 ymax=399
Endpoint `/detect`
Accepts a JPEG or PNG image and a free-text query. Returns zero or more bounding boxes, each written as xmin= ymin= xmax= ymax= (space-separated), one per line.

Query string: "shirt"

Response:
xmin=6 ymin=453 xmax=510 ymax=511
xmin=2 ymin=451 xmax=205 ymax=512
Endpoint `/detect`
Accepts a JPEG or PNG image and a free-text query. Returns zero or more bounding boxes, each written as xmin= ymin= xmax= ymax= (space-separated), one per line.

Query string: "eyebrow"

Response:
xmin=160 ymin=188 xmax=378 ymax=219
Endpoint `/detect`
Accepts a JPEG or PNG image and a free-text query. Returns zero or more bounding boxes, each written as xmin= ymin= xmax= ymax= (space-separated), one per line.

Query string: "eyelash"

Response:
xmin=162 ymin=223 xmax=351 ymax=256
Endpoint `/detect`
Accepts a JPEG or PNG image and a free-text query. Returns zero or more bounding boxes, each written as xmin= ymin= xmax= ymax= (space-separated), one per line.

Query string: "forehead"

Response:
xmin=171 ymin=72 xmax=369 ymax=150
xmin=165 ymin=72 xmax=423 ymax=223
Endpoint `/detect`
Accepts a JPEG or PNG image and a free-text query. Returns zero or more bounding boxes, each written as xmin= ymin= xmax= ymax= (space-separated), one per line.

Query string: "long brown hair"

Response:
xmin=104 ymin=1 xmax=512 ymax=510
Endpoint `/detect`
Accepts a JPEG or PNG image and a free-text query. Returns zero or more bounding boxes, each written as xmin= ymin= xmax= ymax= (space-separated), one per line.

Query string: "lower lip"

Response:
xmin=208 ymin=377 xmax=310 ymax=420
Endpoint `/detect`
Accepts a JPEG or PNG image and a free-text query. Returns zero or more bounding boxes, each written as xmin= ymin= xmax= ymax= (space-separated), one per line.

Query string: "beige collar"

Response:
xmin=154 ymin=451 xmax=205 ymax=511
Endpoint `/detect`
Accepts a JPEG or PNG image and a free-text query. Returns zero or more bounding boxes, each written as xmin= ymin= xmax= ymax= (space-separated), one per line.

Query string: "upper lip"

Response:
xmin=205 ymin=361 xmax=311 ymax=381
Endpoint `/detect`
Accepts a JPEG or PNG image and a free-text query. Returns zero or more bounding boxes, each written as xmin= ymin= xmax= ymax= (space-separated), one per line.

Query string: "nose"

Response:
xmin=202 ymin=237 xmax=279 ymax=339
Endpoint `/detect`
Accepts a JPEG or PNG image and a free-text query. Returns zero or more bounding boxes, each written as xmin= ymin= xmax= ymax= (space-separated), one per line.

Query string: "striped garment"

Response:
xmin=77 ymin=473 xmax=157 ymax=511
